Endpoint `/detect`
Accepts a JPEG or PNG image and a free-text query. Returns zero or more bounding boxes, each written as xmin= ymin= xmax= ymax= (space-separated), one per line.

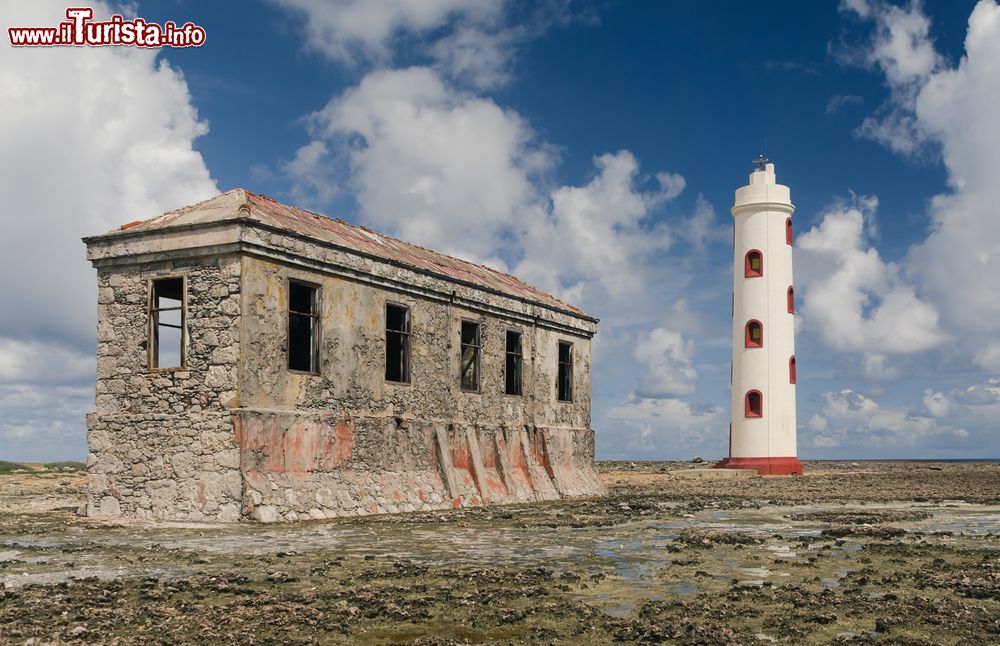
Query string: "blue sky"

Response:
xmin=1 ymin=0 xmax=998 ymax=462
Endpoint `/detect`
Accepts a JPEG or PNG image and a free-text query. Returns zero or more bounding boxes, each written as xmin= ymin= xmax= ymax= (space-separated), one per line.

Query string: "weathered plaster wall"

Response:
xmin=86 ymin=256 xmax=243 ymax=520
xmin=238 ymin=253 xmax=592 ymax=427
xmin=234 ymin=252 xmax=600 ymax=521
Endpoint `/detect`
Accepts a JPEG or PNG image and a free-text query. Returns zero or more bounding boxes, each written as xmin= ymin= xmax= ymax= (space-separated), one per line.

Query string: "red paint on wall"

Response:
xmin=233 ymin=413 xmax=354 ymax=475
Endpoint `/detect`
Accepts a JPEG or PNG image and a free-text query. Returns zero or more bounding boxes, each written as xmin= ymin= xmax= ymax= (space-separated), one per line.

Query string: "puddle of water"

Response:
xmin=604 ymin=602 xmax=635 ymax=618
xmin=671 ymin=582 xmax=698 ymax=595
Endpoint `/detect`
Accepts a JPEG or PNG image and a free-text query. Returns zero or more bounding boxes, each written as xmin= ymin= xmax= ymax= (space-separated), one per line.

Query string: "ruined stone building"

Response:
xmin=83 ymin=189 xmax=604 ymax=522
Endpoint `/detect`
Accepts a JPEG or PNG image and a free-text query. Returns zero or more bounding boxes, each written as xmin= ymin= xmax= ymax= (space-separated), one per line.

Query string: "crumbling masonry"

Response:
xmin=83 ymin=189 xmax=604 ymax=522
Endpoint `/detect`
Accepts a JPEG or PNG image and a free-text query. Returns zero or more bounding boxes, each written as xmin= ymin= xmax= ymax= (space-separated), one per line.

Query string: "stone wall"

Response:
xmin=86 ymin=256 xmax=244 ymax=521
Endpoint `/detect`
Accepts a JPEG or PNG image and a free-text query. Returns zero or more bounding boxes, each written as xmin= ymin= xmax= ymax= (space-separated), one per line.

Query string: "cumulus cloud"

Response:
xmin=515 ymin=151 xmax=681 ymax=309
xmin=804 ymin=389 xmax=968 ymax=451
xmin=268 ymin=0 xmax=503 ymax=64
xmin=632 ymin=328 xmax=697 ymax=397
xmin=795 ymin=195 xmax=943 ymax=355
xmin=841 ymin=0 xmax=1000 ymax=375
xmin=839 ymin=0 xmax=942 ymax=153
xmin=294 ymin=66 xmax=549 ymax=263
xmin=0 ymin=1 xmax=217 ymax=459
xmin=268 ymin=0 xmax=573 ymax=89
xmin=604 ymin=393 xmax=726 ymax=459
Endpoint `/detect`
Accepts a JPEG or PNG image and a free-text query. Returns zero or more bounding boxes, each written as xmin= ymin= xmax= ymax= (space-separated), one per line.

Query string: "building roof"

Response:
xmin=97 ymin=189 xmax=592 ymax=319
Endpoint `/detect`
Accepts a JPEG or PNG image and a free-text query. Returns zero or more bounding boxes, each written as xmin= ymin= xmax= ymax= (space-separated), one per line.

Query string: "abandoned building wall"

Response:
xmin=233 ymin=247 xmax=601 ymax=521
xmin=86 ymin=256 xmax=244 ymax=521
xmin=237 ymin=253 xmax=592 ymax=426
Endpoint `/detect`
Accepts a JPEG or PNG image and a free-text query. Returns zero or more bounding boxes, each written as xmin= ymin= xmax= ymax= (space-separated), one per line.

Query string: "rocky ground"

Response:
xmin=1 ymin=461 xmax=999 ymax=644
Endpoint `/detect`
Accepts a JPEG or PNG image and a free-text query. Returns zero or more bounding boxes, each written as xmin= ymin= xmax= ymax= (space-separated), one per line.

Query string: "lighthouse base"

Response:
xmin=714 ymin=456 xmax=803 ymax=476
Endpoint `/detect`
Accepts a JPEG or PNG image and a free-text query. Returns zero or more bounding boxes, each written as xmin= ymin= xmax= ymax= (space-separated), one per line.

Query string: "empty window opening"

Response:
xmin=786 ymin=217 xmax=793 ymax=245
xmin=150 ymin=277 xmax=184 ymax=369
xmin=505 ymin=330 xmax=523 ymax=395
xmin=460 ymin=321 xmax=481 ymax=391
xmin=288 ymin=281 xmax=320 ymax=373
xmin=787 ymin=285 xmax=795 ymax=314
xmin=557 ymin=341 xmax=574 ymax=402
xmin=745 ymin=250 xmax=763 ymax=277
xmin=789 ymin=356 xmax=797 ymax=384
xmin=745 ymin=390 xmax=763 ymax=418
xmin=385 ymin=303 xmax=411 ymax=383
xmin=745 ymin=320 xmax=763 ymax=348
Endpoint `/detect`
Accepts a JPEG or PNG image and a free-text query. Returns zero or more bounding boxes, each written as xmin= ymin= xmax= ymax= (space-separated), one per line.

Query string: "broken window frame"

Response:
xmin=385 ymin=302 xmax=411 ymax=384
xmin=148 ymin=275 xmax=187 ymax=371
xmin=460 ymin=320 xmax=482 ymax=393
xmin=504 ymin=329 xmax=523 ymax=396
xmin=557 ymin=340 xmax=574 ymax=402
xmin=287 ymin=279 xmax=321 ymax=375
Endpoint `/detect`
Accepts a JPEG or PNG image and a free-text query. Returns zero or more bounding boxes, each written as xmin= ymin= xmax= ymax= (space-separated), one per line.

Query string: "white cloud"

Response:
xmin=840 ymin=0 xmax=942 ymax=153
xmin=0 ymin=339 xmax=94 ymax=385
xmin=296 ymin=66 xmax=548 ymax=263
xmin=795 ymin=195 xmax=943 ymax=354
xmin=862 ymin=352 xmax=899 ymax=380
xmin=515 ymin=151 xmax=680 ymax=310
xmin=804 ymin=388 xmax=967 ymax=450
xmin=633 ymin=328 xmax=697 ymax=397
xmin=922 ymin=388 xmax=950 ymax=417
xmin=268 ymin=0 xmax=503 ymax=65
xmin=604 ymin=393 xmax=726 ymax=459
xmin=0 ymin=1 xmax=217 ymax=458
xmin=845 ymin=1 xmax=1000 ymax=374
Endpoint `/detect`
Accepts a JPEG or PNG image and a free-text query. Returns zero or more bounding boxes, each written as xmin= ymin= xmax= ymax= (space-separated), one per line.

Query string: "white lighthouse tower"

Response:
xmin=717 ymin=157 xmax=803 ymax=475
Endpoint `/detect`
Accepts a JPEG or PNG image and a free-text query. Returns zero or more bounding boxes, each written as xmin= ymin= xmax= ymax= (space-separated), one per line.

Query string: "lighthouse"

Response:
xmin=717 ymin=158 xmax=803 ymax=476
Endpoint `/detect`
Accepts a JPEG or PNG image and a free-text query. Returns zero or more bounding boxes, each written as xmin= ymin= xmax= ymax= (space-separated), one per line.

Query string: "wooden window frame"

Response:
xmin=385 ymin=302 xmax=411 ymax=384
xmin=287 ymin=279 xmax=321 ymax=375
xmin=148 ymin=275 xmax=187 ymax=371
xmin=504 ymin=329 xmax=523 ymax=396
xmin=557 ymin=340 xmax=574 ymax=403
xmin=460 ymin=319 xmax=482 ymax=393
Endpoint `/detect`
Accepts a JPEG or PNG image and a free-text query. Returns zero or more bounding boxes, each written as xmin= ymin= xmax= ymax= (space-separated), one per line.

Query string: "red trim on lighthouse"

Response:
xmin=789 ymin=355 xmax=796 ymax=384
xmin=715 ymin=456 xmax=803 ymax=476
xmin=787 ymin=286 xmax=794 ymax=314
xmin=745 ymin=249 xmax=763 ymax=277
xmin=786 ymin=218 xmax=793 ymax=245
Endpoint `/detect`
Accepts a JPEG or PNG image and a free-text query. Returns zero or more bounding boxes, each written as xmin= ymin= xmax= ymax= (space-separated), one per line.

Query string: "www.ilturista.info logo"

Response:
xmin=8 ymin=7 xmax=206 ymax=48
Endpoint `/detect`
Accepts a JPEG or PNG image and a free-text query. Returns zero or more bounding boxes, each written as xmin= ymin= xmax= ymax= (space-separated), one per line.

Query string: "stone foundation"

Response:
xmin=87 ymin=409 xmax=604 ymax=522
xmin=233 ymin=410 xmax=603 ymax=521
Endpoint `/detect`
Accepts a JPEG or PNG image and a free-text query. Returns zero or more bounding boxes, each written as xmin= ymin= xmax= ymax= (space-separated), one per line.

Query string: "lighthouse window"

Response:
xmin=789 ymin=356 xmax=797 ymax=384
xmin=787 ymin=286 xmax=795 ymax=314
xmin=745 ymin=320 xmax=763 ymax=348
xmin=745 ymin=250 xmax=763 ymax=277
xmin=745 ymin=390 xmax=763 ymax=418
xmin=786 ymin=218 xmax=793 ymax=245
